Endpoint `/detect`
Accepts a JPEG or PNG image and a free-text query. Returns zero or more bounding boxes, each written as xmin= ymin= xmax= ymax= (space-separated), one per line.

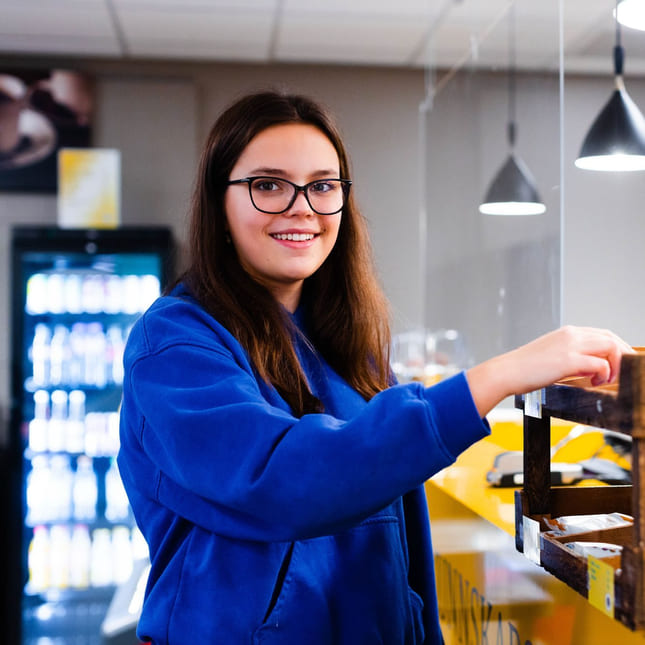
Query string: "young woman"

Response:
xmin=118 ymin=91 xmax=632 ymax=644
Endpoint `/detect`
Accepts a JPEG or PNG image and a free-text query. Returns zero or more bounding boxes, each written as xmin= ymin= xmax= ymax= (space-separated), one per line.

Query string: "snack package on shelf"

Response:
xmin=544 ymin=512 xmax=633 ymax=536
xmin=565 ymin=541 xmax=623 ymax=560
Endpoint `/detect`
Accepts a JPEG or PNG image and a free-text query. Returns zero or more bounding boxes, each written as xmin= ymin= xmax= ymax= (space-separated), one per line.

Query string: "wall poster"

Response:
xmin=0 ymin=68 xmax=94 ymax=193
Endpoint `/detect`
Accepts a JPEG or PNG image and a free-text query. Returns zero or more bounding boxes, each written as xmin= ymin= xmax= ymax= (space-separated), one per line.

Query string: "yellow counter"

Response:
xmin=426 ymin=409 xmax=645 ymax=645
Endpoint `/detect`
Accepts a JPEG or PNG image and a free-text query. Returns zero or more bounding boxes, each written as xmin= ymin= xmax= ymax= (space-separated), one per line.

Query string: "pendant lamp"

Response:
xmin=479 ymin=6 xmax=545 ymax=216
xmin=615 ymin=0 xmax=645 ymax=31
xmin=575 ymin=3 xmax=645 ymax=171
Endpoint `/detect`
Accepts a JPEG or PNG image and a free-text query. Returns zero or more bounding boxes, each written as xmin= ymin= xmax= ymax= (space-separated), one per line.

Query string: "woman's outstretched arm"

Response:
xmin=465 ymin=325 xmax=635 ymax=418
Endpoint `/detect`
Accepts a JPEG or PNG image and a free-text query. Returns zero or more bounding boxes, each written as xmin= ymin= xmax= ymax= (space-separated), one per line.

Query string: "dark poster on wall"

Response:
xmin=0 ymin=68 xmax=94 ymax=193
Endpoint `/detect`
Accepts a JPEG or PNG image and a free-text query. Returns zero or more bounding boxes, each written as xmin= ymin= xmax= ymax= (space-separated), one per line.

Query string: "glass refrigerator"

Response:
xmin=6 ymin=226 xmax=175 ymax=645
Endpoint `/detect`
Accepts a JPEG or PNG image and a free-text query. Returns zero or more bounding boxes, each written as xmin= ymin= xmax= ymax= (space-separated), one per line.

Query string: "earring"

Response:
xmin=225 ymin=231 xmax=232 ymax=245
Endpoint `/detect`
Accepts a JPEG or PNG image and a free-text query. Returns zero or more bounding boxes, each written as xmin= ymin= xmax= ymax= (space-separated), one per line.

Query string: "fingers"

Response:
xmin=560 ymin=325 xmax=633 ymax=385
xmin=604 ymin=333 xmax=632 ymax=383
xmin=574 ymin=326 xmax=633 ymax=354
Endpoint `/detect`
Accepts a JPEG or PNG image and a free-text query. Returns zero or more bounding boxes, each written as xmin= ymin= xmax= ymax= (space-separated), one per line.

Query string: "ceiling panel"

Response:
xmin=116 ymin=5 xmax=274 ymax=59
xmin=2 ymin=0 xmax=105 ymax=6
xmin=282 ymin=0 xmax=439 ymax=16
xmin=127 ymin=39 xmax=270 ymax=61
xmin=116 ymin=6 xmax=273 ymax=40
xmin=277 ymin=14 xmax=429 ymax=66
xmin=112 ymin=0 xmax=278 ymax=8
xmin=0 ymin=3 xmax=115 ymax=38
xmin=0 ymin=35 xmax=121 ymax=58
xmin=0 ymin=1 xmax=120 ymax=58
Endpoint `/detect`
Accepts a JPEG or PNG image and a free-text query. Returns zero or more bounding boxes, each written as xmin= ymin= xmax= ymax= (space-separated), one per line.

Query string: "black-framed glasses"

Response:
xmin=227 ymin=176 xmax=352 ymax=215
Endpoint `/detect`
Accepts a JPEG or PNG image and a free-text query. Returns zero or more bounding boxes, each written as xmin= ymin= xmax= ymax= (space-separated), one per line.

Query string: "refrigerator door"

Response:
xmin=8 ymin=226 xmax=174 ymax=645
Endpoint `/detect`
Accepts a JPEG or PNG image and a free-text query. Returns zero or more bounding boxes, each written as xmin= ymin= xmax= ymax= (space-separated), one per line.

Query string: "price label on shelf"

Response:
xmin=523 ymin=516 xmax=541 ymax=565
xmin=588 ymin=556 xmax=615 ymax=618
xmin=525 ymin=389 xmax=544 ymax=418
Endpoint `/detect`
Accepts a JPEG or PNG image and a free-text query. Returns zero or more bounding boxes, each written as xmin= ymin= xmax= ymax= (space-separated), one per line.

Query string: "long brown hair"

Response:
xmin=184 ymin=90 xmax=392 ymax=416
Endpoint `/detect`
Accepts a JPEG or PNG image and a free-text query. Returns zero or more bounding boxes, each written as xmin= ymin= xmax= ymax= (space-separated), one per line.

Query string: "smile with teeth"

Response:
xmin=271 ymin=232 xmax=317 ymax=241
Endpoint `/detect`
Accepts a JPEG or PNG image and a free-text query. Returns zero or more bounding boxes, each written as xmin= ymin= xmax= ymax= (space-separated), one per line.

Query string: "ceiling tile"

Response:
xmin=276 ymin=13 xmax=430 ymax=66
xmin=113 ymin=0 xmax=277 ymax=8
xmin=0 ymin=2 xmax=114 ymax=38
xmin=0 ymin=34 xmax=121 ymax=58
xmin=0 ymin=1 xmax=120 ymax=57
xmin=117 ymin=6 xmax=272 ymax=40
xmin=283 ymin=0 xmax=440 ymax=17
xmin=129 ymin=39 xmax=269 ymax=61
xmin=115 ymin=5 xmax=274 ymax=59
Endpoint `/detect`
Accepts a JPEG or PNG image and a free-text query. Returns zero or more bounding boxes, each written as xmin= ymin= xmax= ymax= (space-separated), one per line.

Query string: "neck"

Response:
xmin=271 ymin=282 xmax=303 ymax=313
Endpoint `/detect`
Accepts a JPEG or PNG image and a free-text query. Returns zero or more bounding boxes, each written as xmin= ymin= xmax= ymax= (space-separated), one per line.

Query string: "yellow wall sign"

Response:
xmin=588 ymin=556 xmax=615 ymax=618
xmin=57 ymin=148 xmax=121 ymax=228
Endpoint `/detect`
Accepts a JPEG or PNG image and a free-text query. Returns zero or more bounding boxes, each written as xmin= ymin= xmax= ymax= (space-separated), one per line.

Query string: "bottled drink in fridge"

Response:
xmin=49 ymin=455 xmax=73 ymax=522
xmin=105 ymin=458 xmax=130 ymax=522
xmin=30 ymin=323 xmax=51 ymax=388
xmin=49 ymin=325 xmax=70 ymax=387
xmin=49 ymin=524 xmax=71 ymax=589
xmin=47 ymin=390 xmax=68 ymax=453
xmin=84 ymin=322 xmax=107 ymax=388
xmin=112 ymin=526 xmax=134 ymax=585
xmin=65 ymin=389 xmax=86 ymax=454
xmin=26 ymin=456 xmax=51 ymax=525
xmin=46 ymin=274 xmax=65 ymax=314
xmin=27 ymin=525 xmax=50 ymax=593
xmin=82 ymin=274 xmax=105 ymax=314
xmin=25 ymin=273 xmax=48 ymax=315
xmin=28 ymin=390 xmax=49 ymax=454
xmin=69 ymin=524 xmax=92 ymax=589
xmin=90 ymin=528 xmax=113 ymax=587
xmin=72 ymin=456 xmax=98 ymax=522
xmin=63 ymin=273 xmax=83 ymax=314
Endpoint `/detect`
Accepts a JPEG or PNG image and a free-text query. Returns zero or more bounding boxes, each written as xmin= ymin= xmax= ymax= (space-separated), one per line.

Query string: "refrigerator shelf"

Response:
xmin=24 ymin=585 xmax=118 ymax=603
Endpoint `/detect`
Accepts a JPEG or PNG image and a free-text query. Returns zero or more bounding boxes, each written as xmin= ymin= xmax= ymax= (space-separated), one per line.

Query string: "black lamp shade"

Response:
xmin=576 ymin=87 xmax=645 ymax=170
xmin=479 ymin=153 xmax=545 ymax=215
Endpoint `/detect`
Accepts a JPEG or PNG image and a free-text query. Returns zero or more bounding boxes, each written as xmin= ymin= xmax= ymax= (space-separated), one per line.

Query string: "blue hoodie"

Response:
xmin=118 ymin=283 xmax=490 ymax=644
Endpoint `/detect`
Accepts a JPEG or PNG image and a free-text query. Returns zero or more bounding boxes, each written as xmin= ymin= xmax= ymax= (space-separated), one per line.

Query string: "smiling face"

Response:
xmin=224 ymin=123 xmax=343 ymax=312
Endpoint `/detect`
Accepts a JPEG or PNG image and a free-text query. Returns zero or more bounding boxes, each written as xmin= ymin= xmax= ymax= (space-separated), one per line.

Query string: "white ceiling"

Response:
xmin=1 ymin=0 xmax=645 ymax=77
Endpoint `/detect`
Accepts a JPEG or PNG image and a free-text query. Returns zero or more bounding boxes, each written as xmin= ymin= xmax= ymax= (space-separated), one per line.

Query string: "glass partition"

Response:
xmin=392 ymin=0 xmax=563 ymax=385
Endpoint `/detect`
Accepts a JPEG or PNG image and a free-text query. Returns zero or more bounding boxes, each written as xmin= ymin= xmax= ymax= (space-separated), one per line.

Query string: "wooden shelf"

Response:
xmin=515 ymin=350 xmax=645 ymax=630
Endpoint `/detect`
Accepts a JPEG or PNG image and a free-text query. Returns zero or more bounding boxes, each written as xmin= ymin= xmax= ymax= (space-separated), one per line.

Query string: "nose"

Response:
xmin=285 ymin=188 xmax=313 ymax=216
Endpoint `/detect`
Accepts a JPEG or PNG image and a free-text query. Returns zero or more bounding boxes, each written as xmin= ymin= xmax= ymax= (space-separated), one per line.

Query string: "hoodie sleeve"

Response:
xmin=118 ymin=299 xmax=489 ymax=543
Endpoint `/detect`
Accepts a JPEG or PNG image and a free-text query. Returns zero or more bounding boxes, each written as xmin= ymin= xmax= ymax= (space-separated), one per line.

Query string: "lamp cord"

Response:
xmin=614 ymin=0 xmax=624 ymax=76
xmin=507 ymin=3 xmax=516 ymax=149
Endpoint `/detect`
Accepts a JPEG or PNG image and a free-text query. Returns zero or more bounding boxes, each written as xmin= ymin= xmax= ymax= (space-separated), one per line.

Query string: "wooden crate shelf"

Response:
xmin=514 ymin=350 xmax=645 ymax=630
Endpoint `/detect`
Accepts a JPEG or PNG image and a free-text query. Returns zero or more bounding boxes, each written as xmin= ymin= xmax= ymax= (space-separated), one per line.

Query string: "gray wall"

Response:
xmin=563 ymin=74 xmax=645 ymax=342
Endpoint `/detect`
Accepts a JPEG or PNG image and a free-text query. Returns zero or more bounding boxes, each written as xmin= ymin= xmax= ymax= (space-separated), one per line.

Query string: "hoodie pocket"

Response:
xmin=254 ymin=516 xmax=425 ymax=645
xmin=409 ymin=587 xmax=426 ymax=644
xmin=260 ymin=541 xmax=296 ymax=624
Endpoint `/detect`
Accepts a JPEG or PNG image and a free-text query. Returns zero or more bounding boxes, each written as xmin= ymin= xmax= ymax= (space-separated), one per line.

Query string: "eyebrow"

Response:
xmin=248 ymin=167 xmax=340 ymax=178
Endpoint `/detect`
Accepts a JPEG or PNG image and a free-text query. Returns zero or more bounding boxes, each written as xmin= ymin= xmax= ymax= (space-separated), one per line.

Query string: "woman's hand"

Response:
xmin=465 ymin=326 xmax=635 ymax=418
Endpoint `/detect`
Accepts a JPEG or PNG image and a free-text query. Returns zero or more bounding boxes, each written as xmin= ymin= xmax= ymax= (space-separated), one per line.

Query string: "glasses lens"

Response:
xmin=249 ymin=178 xmax=346 ymax=214
xmin=249 ymin=178 xmax=293 ymax=213
xmin=306 ymin=180 xmax=346 ymax=214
